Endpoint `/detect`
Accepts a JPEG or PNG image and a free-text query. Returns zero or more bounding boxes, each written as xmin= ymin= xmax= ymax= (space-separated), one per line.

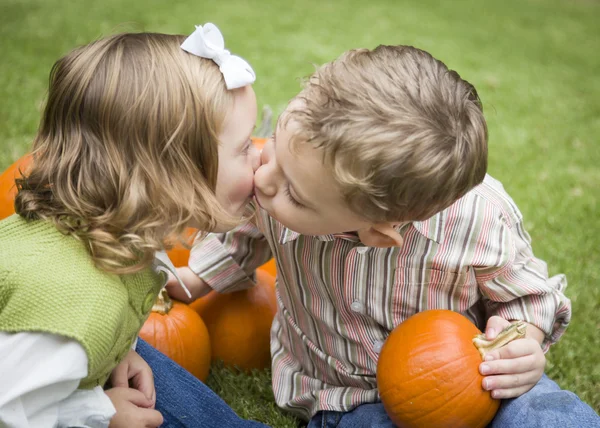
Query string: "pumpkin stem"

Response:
xmin=255 ymin=105 xmax=273 ymax=138
xmin=151 ymin=288 xmax=173 ymax=314
xmin=472 ymin=321 xmax=527 ymax=360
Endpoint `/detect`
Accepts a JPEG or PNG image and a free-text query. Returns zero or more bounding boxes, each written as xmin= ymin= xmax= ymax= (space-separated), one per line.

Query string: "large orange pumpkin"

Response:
xmin=139 ymin=289 xmax=212 ymax=382
xmin=0 ymin=154 xmax=33 ymax=220
xmin=190 ymin=268 xmax=277 ymax=371
xmin=377 ymin=310 xmax=502 ymax=428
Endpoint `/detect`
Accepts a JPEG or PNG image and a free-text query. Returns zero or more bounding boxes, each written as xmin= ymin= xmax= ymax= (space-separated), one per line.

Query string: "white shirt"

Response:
xmin=0 ymin=332 xmax=116 ymax=427
xmin=0 ymin=251 xmax=187 ymax=427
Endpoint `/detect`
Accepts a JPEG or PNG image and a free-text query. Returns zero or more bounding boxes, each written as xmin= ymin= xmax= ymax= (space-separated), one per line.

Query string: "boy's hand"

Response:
xmin=479 ymin=316 xmax=546 ymax=399
xmin=165 ymin=267 xmax=212 ymax=303
xmin=106 ymin=387 xmax=163 ymax=428
xmin=110 ymin=349 xmax=155 ymax=407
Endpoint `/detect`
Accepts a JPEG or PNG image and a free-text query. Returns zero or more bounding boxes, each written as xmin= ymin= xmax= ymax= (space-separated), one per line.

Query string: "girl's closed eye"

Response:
xmin=241 ymin=139 xmax=252 ymax=155
xmin=284 ymin=183 xmax=304 ymax=208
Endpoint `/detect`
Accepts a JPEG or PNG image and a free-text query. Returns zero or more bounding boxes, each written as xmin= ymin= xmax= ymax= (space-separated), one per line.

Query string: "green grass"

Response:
xmin=1 ymin=0 xmax=598 ymax=425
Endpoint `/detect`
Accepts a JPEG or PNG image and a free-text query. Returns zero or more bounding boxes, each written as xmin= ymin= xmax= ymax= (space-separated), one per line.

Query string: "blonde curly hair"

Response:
xmin=15 ymin=32 xmax=237 ymax=273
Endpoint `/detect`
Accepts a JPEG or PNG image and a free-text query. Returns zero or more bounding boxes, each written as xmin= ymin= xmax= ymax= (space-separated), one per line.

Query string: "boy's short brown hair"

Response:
xmin=291 ymin=45 xmax=488 ymax=222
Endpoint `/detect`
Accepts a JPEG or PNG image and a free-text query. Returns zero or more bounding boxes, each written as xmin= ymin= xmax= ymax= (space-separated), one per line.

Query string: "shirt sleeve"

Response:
xmin=0 ymin=331 xmax=116 ymax=428
xmin=472 ymin=208 xmax=572 ymax=352
xmin=189 ymin=220 xmax=273 ymax=293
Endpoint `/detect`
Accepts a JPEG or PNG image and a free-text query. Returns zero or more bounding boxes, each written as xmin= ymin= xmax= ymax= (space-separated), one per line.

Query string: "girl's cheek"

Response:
xmin=231 ymin=173 xmax=254 ymax=200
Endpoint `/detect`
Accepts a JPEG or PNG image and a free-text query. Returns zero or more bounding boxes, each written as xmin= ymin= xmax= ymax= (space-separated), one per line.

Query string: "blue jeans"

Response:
xmin=307 ymin=375 xmax=599 ymax=428
xmin=136 ymin=339 xmax=269 ymax=428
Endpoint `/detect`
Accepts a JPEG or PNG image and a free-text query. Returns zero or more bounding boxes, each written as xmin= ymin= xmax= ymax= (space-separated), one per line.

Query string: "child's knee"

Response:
xmin=493 ymin=381 xmax=596 ymax=428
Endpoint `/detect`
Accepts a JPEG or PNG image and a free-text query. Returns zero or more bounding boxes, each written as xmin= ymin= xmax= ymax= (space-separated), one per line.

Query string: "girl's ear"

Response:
xmin=357 ymin=223 xmax=403 ymax=248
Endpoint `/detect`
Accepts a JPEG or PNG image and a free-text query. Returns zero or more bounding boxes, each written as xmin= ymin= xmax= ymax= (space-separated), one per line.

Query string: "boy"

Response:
xmin=168 ymin=45 xmax=599 ymax=427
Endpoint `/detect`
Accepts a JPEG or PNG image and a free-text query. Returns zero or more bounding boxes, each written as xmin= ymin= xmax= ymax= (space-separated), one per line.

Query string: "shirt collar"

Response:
xmin=153 ymin=250 xmax=191 ymax=298
xmin=411 ymin=209 xmax=446 ymax=244
xmin=278 ymin=209 xmax=446 ymax=245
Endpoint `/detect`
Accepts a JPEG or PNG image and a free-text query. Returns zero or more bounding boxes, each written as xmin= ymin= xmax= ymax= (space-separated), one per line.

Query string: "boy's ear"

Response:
xmin=357 ymin=223 xmax=403 ymax=248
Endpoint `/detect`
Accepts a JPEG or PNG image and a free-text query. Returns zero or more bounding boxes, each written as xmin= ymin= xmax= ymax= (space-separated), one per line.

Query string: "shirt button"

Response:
xmin=356 ymin=247 xmax=369 ymax=254
xmin=373 ymin=340 xmax=385 ymax=354
xmin=142 ymin=292 xmax=155 ymax=314
xmin=350 ymin=300 xmax=364 ymax=313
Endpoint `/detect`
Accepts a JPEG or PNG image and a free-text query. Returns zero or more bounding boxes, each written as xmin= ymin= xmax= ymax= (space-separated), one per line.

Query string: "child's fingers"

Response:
xmin=482 ymin=371 xmax=539 ymax=395
xmin=165 ymin=279 xmax=193 ymax=303
xmin=110 ymin=361 xmax=130 ymax=388
xmin=487 ymin=385 xmax=534 ymax=400
xmin=485 ymin=316 xmax=511 ymax=340
xmin=131 ymin=370 xmax=156 ymax=407
xmin=122 ymin=387 xmax=154 ymax=408
xmin=479 ymin=353 xmax=537 ymax=376
xmin=142 ymin=407 xmax=164 ymax=427
xmin=483 ymin=337 xmax=538 ymax=362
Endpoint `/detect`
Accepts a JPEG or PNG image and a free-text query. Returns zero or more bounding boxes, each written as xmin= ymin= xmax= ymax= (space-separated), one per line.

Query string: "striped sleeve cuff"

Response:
xmin=188 ymin=234 xmax=255 ymax=293
xmin=489 ymin=274 xmax=571 ymax=352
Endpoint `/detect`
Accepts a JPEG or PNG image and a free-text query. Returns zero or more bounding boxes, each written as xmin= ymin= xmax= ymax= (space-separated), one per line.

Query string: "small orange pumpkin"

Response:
xmin=251 ymin=137 xmax=268 ymax=151
xmin=190 ymin=268 xmax=277 ymax=371
xmin=377 ymin=310 xmax=501 ymax=428
xmin=0 ymin=154 xmax=33 ymax=220
xmin=166 ymin=228 xmax=198 ymax=268
xmin=139 ymin=289 xmax=212 ymax=382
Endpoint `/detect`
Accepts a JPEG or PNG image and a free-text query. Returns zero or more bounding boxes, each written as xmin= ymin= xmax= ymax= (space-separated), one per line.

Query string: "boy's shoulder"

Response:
xmin=452 ymin=174 xmax=524 ymax=228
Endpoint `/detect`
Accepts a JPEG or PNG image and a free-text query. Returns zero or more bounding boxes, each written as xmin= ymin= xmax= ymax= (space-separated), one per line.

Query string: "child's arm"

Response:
xmin=472 ymin=198 xmax=571 ymax=399
xmin=0 ymin=331 xmax=115 ymax=427
xmin=170 ymin=219 xmax=273 ymax=301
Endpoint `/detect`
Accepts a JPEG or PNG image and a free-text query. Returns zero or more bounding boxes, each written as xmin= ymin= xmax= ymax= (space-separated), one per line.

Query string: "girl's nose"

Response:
xmin=250 ymin=145 xmax=261 ymax=172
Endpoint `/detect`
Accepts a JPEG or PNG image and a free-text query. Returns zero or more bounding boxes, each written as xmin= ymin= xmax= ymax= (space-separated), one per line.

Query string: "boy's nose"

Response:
xmin=254 ymin=138 xmax=278 ymax=196
xmin=254 ymin=163 xmax=277 ymax=197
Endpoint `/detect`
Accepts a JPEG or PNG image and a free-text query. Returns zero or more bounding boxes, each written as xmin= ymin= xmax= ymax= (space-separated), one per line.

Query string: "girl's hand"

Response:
xmin=479 ymin=316 xmax=546 ymax=399
xmin=110 ymin=350 xmax=155 ymax=408
xmin=106 ymin=387 xmax=163 ymax=428
xmin=165 ymin=267 xmax=212 ymax=303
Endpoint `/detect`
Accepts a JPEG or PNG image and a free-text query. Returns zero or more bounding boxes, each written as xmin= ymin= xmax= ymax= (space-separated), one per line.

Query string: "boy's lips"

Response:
xmin=253 ymin=188 xmax=272 ymax=213
xmin=253 ymin=190 xmax=264 ymax=209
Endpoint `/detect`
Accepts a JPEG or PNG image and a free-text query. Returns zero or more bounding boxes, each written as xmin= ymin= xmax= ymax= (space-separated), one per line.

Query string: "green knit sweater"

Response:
xmin=0 ymin=214 xmax=164 ymax=389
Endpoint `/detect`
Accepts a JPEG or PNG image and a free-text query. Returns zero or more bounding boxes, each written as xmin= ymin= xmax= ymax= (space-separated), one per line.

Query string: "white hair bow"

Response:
xmin=180 ymin=23 xmax=256 ymax=90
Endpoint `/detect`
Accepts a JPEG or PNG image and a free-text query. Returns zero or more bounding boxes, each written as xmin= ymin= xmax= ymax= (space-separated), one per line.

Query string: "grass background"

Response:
xmin=1 ymin=0 xmax=598 ymax=425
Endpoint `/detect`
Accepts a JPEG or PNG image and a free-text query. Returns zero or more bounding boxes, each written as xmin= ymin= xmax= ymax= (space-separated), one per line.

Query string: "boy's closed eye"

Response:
xmin=284 ymin=183 xmax=304 ymax=208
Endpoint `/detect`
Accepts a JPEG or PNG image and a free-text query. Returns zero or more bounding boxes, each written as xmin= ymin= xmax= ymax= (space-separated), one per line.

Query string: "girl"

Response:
xmin=0 ymin=24 xmax=266 ymax=428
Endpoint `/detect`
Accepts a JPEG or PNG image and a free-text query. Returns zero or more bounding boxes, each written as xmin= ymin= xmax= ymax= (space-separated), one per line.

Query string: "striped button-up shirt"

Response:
xmin=189 ymin=174 xmax=571 ymax=420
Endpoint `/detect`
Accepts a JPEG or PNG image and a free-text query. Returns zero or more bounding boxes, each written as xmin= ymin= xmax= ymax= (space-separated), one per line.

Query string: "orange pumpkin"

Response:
xmin=377 ymin=310 xmax=500 ymax=428
xmin=139 ymin=289 xmax=212 ymax=382
xmin=190 ymin=268 xmax=277 ymax=371
xmin=252 ymin=137 xmax=268 ymax=151
xmin=259 ymin=258 xmax=277 ymax=277
xmin=166 ymin=228 xmax=198 ymax=267
xmin=0 ymin=154 xmax=33 ymax=220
